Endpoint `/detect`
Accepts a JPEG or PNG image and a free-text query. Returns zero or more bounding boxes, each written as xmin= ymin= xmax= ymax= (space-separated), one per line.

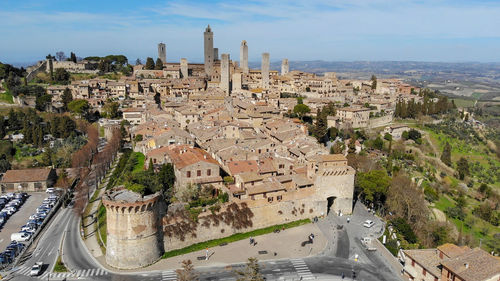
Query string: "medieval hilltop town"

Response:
xmin=1 ymin=23 xmax=499 ymax=281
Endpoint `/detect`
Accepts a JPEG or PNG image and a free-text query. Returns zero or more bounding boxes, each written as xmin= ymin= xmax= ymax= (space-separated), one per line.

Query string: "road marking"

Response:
xmin=162 ymin=270 xmax=177 ymax=280
xmin=290 ymin=258 xmax=315 ymax=280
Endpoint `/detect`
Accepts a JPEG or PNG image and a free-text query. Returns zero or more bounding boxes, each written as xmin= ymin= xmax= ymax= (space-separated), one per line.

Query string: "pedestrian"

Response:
xmin=205 ymin=248 xmax=209 ymax=260
xmin=347 ymin=217 xmax=350 ymax=223
xmin=341 ymin=272 xmax=345 ymax=279
xmin=249 ymin=237 xmax=253 ymax=245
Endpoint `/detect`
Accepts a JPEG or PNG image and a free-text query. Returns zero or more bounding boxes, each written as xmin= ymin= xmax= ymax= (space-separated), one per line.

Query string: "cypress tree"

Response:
xmin=441 ymin=142 xmax=452 ymax=166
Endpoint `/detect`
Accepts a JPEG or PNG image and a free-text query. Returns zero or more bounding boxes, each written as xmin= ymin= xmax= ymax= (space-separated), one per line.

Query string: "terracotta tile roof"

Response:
xmin=166 ymin=145 xmax=219 ymax=170
xmin=2 ymin=168 xmax=53 ymax=183
xmin=437 ymin=243 xmax=470 ymax=259
xmin=441 ymin=248 xmax=500 ymax=281
xmin=247 ymin=180 xmax=285 ymax=195
xmin=404 ymin=249 xmax=442 ymax=277
xmin=308 ymin=154 xmax=347 ymax=162
xmin=237 ymin=172 xmax=263 ymax=183
xmin=228 ymin=160 xmax=259 ymax=175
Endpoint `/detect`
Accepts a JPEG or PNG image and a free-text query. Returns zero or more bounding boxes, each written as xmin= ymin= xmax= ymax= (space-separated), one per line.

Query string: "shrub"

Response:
xmin=424 ymin=185 xmax=439 ymax=202
xmin=385 ymin=239 xmax=399 ymax=256
xmin=391 ymin=218 xmax=417 ymax=244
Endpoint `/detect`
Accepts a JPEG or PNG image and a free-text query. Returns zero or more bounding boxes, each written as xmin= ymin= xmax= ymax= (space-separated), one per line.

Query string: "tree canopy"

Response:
xmin=145 ymin=57 xmax=155 ymax=70
xmin=293 ymin=104 xmax=310 ymax=121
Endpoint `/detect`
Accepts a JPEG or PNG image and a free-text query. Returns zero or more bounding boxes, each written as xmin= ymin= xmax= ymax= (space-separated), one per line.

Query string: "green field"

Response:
xmin=0 ymin=82 xmax=14 ymax=104
xmin=132 ymin=152 xmax=145 ymax=173
xmin=451 ymin=98 xmax=475 ymax=108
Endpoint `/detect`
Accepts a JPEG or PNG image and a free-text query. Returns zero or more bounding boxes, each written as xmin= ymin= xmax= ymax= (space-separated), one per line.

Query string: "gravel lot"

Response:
xmin=0 ymin=192 xmax=47 ymax=251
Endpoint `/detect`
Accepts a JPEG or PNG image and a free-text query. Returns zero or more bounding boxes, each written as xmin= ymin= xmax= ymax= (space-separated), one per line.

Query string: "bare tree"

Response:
xmin=234 ymin=257 xmax=264 ymax=281
xmin=56 ymin=51 xmax=66 ymax=61
xmin=176 ymin=260 xmax=198 ymax=281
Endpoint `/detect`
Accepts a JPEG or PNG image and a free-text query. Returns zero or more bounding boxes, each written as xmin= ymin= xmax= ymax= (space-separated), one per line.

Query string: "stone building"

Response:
xmin=204 ymin=25 xmax=214 ymax=76
xmin=102 ymin=188 xmax=164 ymax=269
xmin=158 ymin=43 xmax=166 ymax=64
xmin=240 ymin=40 xmax=249 ymax=74
xmin=281 ymin=59 xmax=289 ymax=75
xmin=165 ymin=145 xmax=222 ymax=188
xmin=261 ymin=53 xmax=270 ymax=89
xmin=403 ymin=243 xmax=500 ymax=281
xmin=220 ymin=54 xmax=230 ymax=95
xmin=1 ymin=168 xmax=57 ymax=192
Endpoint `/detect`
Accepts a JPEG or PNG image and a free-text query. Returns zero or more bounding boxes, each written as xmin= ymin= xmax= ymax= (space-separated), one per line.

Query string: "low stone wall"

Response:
xmin=368 ymin=115 xmax=393 ymax=129
xmin=162 ymin=199 xmax=323 ymax=252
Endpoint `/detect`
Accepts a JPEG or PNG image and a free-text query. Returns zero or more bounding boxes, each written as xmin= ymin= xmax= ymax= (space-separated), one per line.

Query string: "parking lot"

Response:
xmin=0 ymin=193 xmax=46 ymax=251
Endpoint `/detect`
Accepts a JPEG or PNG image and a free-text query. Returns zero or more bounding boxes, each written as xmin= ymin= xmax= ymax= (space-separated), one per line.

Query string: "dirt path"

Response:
xmin=432 ymin=208 xmax=447 ymax=222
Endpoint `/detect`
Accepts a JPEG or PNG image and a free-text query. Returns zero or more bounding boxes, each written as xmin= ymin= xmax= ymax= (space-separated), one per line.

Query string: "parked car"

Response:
xmin=0 ymin=253 xmax=13 ymax=264
xmin=363 ymin=220 xmax=375 ymax=228
xmin=45 ymin=188 xmax=55 ymax=193
xmin=11 ymin=232 xmax=31 ymax=242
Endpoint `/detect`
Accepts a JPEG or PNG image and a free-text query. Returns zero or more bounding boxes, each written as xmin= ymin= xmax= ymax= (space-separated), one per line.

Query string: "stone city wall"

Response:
xmin=162 ymin=197 xmax=323 ymax=252
xmin=367 ymin=114 xmax=393 ymax=129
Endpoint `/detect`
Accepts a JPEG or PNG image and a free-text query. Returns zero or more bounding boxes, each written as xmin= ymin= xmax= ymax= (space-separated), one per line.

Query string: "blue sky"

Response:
xmin=1 ymin=0 xmax=500 ymax=64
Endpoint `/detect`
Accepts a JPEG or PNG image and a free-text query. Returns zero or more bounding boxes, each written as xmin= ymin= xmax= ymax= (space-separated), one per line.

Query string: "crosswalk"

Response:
xmin=290 ymin=258 xmax=315 ymax=280
xmin=14 ymin=266 xmax=108 ymax=279
xmin=162 ymin=270 xmax=177 ymax=280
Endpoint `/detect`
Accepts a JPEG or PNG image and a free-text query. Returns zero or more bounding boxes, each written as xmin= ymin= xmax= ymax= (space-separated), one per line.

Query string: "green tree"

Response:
xmin=293 ymin=104 xmax=310 ymax=121
xmin=70 ymin=52 xmax=77 ymax=63
xmin=0 ymin=154 xmax=11 ymax=173
xmin=235 ymin=257 xmax=264 ymax=281
xmin=155 ymin=58 xmax=163 ymax=70
xmin=158 ymin=163 xmax=175 ymax=191
xmin=356 ymin=170 xmax=391 ymax=206
xmin=68 ymin=99 xmax=90 ymax=118
xmin=456 ymin=157 xmax=469 ymax=180
xmin=6 ymin=72 xmax=21 ymax=89
xmin=441 ymin=142 xmax=452 ymax=166
xmin=371 ymin=75 xmax=377 ymax=90
xmin=134 ymin=134 xmax=143 ymax=142
xmin=135 ymin=58 xmax=142 ymax=65
xmin=103 ymin=101 xmax=120 ymax=119
xmin=313 ymin=109 xmax=327 ymax=143
xmin=41 ymin=147 xmax=54 ymax=166
xmin=53 ymin=68 xmax=70 ymax=84
xmin=35 ymin=94 xmax=52 ymax=111
xmin=145 ymin=57 xmax=155 ymax=70
xmin=383 ymin=133 xmax=392 ymax=142
xmin=373 ymin=136 xmax=384 ymax=150
xmin=62 ymin=88 xmax=73 ymax=111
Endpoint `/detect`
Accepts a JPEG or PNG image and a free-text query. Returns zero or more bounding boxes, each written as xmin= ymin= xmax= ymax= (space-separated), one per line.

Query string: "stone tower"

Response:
xmin=204 ymin=25 xmax=214 ymax=76
xmin=220 ymin=53 xmax=230 ymax=95
xmin=213 ymin=48 xmax=219 ymax=61
xmin=232 ymin=73 xmax=242 ymax=92
xmin=158 ymin=43 xmax=166 ymax=64
xmin=240 ymin=40 xmax=249 ymax=74
xmin=180 ymin=58 xmax=188 ymax=78
xmin=261 ymin=52 xmax=270 ymax=89
xmin=281 ymin=59 xmax=289 ymax=75
xmin=103 ymin=189 xmax=163 ymax=269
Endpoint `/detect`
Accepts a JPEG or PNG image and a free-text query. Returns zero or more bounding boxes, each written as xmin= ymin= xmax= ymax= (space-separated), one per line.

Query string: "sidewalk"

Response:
xmin=98 ymin=222 xmax=327 ymax=272
xmin=82 ymin=154 xmax=121 ymax=259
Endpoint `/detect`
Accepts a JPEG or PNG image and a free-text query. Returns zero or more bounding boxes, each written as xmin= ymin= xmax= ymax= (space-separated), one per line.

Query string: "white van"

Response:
xmin=11 ymin=232 xmax=31 ymax=242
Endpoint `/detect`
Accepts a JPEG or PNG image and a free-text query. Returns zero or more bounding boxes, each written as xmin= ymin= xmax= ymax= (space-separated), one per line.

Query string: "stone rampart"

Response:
xmin=103 ymin=189 xmax=163 ymax=269
xmin=162 ymin=198 xmax=323 ymax=252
